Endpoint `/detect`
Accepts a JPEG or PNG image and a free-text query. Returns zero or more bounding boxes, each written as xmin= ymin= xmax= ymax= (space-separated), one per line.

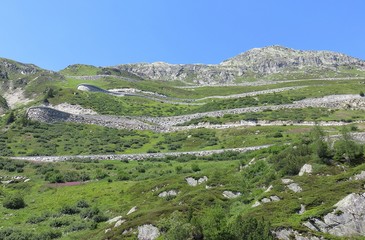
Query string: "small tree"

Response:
xmin=360 ymin=91 xmax=365 ymax=97
xmin=5 ymin=111 xmax=15 ymax=125
xmin=3 ymin=194 xmax=25 ymax=209
xmin=334 ymin=127 xmax=364 ymax=165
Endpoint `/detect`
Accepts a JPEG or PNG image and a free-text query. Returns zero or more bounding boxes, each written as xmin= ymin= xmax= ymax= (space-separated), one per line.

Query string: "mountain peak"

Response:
xmin=219 ymin=46 xmax=365 ymax=70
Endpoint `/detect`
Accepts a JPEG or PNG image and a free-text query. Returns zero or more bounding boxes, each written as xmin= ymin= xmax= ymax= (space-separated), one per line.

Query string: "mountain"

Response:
xmin=0 ymin=58 xmax=64 ymax=109
xmin=3 ymin=46 xmax=365 ymax=239
xmin=112 ymin=46 xmax=365 ymax=84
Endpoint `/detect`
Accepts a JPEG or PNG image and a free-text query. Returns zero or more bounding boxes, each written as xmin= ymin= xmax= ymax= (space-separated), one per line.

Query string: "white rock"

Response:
xmin=270 ymin=195 xmax=281 ymax=202
xmin=298 ymin=204 xmax=306 ymax=214
xmin=158 ymin=190 xmax=178 ymax=198
xmin=261 ymin=198 xmax=271 ymax=203
xmin=105 ymin=228 xmax=111 ymax=233
xmin=274 ymin=228 xmax=322 ymax=240
xmin=264 ymin=185 xmax=273 ymax=192
xmin=198 ymin=176 xmax=208 ymax=184
xmin=252 ymin=201 xmax=261 ymax=208
xmin=222 ymin=191 xmax=241 ymax=199
xmin=127 ymin=206 xmax=137 ymax=215
xmin=24 ymin=179 xmax=31 ymax=182
xmin=287 ymin=183 xmax=303 ymax=193
xmin=185 ymin=177 xmax=198 ymax=186
xmin=299 ymin=164 xmax=313 ymax=176
xmin=107 ymin=216 xmax=123 ymax=224
xmin=303 ymin=193 xmax=365 ymax=237
xmin=350 ymin=171 xmax=365 ymax=181
xmin=138 ymin=224 xmax=160 ymax=240
xmin=114 ymin=219 xmax=126 ymax=228
xmin=186 ymin=176 xmax=208 ymax=186
xmin=281 ymin=178 xmax=294 ymax=184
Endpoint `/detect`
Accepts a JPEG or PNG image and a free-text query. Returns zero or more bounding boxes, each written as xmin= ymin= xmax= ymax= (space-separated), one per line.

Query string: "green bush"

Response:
xmin=76 ymin=200 xmax=90 ymax=208
xmin=3 ymin=194 xmax=25 ymax=209
xmin=50 ymin=219 xmax=70 ymax=228
xmin=60 ymin=205 xmax=80 ymax=215
xmin=191 ymin=163 xmax=201 ymax=172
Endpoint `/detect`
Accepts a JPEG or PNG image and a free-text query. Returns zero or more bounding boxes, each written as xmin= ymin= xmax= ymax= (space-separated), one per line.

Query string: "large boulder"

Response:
xmin=304 ymin=193 xmax=365 ymax=237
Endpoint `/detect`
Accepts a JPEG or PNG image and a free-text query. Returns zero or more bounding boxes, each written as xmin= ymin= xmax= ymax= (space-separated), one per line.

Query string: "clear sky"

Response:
xmin=1 ymin=0 xmax=364 ymax=71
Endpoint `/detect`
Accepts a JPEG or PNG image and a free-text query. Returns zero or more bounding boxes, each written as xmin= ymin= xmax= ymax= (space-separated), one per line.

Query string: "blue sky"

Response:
xmin=2 ymin=0 xmax=364 ymax=70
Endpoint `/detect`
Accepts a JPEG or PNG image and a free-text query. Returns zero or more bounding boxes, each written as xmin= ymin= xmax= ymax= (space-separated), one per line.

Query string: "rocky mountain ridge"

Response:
xmin=113 ymin=46 xmax=365 ymax=84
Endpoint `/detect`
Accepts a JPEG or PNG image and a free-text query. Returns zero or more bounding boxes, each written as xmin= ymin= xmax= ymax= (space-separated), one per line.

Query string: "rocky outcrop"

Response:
xmin=350 ymin=171 xmax=365 ymax=181
xmin=0 ymin=58 xmax=40 ymax=77
xmin=137 ymin=224 xmax=160 ymax=240
xmin=274 ymin=228 xmax=323 ymax=240
xmin=113 ymin=46 xmax=365 ymax=84
xmin=303 ymin=193 xmax=365 ymax=237
xmin=221 ymin=45 xmax=365 ymax=72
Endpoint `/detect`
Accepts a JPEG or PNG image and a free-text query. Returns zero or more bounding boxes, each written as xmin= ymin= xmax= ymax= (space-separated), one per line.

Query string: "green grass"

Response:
xmin=181 ymin=108 xmax=365 ymax=126
xmin=1 ymin=118 xmax=348 ymax=157
xmin=2 ymin=143 xmax=365 ymax=239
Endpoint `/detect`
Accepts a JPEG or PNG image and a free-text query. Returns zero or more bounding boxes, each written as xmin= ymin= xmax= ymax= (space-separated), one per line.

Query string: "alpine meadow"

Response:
xmin=2 ymin=45 xmax=365 ymax=240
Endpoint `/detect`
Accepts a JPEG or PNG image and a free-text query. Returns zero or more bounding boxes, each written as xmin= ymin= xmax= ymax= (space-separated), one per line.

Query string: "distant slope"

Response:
xmin=112 ymin=46 xmax=365 ymax=84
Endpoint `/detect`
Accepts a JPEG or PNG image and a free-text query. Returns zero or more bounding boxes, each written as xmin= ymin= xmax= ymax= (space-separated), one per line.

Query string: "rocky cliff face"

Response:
xmin=114 ymin=46 xmax=365 ymax=84
xmin=0 ymin=58 xmax=41 ymax=79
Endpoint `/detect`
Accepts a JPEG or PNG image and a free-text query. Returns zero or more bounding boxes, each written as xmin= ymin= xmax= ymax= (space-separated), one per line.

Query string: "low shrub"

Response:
xmin=3 ymin=194 xmax=25 ymax=209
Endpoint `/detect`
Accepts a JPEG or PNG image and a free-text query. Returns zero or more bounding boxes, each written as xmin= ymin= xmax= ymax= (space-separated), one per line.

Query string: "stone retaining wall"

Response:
xmin=11 ymin=145 xmax=271 ymax=162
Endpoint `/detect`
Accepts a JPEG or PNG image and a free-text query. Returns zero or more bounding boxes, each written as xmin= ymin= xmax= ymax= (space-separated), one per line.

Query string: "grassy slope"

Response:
xmin=2 ymin=65 xmax=365 ymax=239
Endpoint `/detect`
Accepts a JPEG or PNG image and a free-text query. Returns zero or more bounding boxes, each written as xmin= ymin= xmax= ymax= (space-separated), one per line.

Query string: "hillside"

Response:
xmin=1 ymin=47 xmax=365 ymax=239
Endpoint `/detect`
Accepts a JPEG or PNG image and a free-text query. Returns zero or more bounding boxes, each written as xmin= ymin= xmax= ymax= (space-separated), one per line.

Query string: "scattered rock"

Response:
xmin=1 ymin=180 xmax=13 ymax=184
xmin=127 ymin=206 xmax=137 ymax=215
xmin=114 ymin=219 xmax=126 ymax=228
xmin=270 ymin=195 xmax=281 ymax=202
xmin=264 ymin=185 xmax=273 ymax=192
xmin=185 ymin=176 xmax=208 ymax=186
xmin=122 ymin=228 xmax=133 ymax=235
xmin=252 ymin=201 xmax=261 ymax=208
xmin=287 ymin=183 xmax=303 ymax=193
xmin=299 ymin=164 xmax=313 ymax=176
xmin=282 ymin=178 xmax=294 ymax=184
xmin=158 ymin=190 xmax=178 ymax=198
xmin=252 ymin=195 xmax=281 ymax=207
xmin=298 ymin=204 xmax=306 ymax=214
xmin=137 ymin=224 xmax=160 ymax=240
xmin=107 ymin=216 xmax=123 ymax=224
xmin=222 ymin=191 xmax=241 ymax=199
